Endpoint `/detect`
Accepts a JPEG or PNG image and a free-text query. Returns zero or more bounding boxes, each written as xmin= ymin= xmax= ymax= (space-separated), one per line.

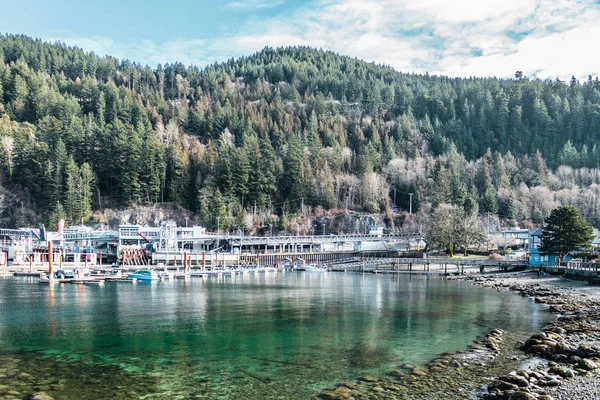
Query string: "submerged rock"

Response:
xmin=29 ymin=393 xmax=54 ymax=400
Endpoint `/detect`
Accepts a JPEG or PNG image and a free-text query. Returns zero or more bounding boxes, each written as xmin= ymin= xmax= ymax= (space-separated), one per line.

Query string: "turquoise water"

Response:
xmin=0 ymin=273 xmax=550 ymax=399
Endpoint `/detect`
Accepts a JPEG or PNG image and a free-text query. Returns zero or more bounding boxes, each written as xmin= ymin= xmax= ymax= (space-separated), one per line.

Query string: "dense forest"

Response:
xmin=0 ymin=34 xmax=600 ymax=232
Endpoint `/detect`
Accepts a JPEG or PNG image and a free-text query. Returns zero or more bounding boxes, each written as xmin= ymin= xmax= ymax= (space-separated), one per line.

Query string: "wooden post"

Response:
xmin=48 ymin=242 xmax=54 ymax=279
xmin=202 ymin=252 xmax=206 ymax=271
xmin=99 ymin=252 xmax=102 ymax=266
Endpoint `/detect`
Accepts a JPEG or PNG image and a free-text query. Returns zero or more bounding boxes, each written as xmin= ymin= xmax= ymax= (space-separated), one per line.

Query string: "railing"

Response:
xmin=225 ymin=233 xmax=423 ymax=246
xmin=0 ymin=229 xmax=35 ymax=238
xmin=62 ymin=231 xmax=118 ymax=241
xmin=326 ymin=257 xmax=527 ymax=271
xmin=565 ymin=261 xmax=599 ymax=271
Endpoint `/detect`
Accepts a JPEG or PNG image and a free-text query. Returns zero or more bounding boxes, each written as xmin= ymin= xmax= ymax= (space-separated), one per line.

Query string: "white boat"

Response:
xmin=303 ymin=263 xmax=328 ymax=272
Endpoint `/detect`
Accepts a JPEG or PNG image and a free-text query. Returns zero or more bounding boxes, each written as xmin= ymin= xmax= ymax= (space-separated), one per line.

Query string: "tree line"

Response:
xmin=0 ymin=34 xmax=600 ymax=232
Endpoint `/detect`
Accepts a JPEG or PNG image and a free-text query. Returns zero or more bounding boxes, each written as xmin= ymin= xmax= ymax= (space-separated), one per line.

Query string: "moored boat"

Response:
xmin=303 ymin=263 xmax=328 ymax=272
xmin=127 ymin=269 xmax=160 ymax=281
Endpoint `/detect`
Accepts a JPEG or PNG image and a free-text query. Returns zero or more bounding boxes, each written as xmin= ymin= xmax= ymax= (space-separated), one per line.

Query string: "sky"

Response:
xmin=1 ymin=0 xmax=599 ymax=80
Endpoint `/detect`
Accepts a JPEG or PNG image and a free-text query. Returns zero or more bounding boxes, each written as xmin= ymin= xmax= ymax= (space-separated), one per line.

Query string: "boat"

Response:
xmin=55 ymin=269 xmax=75 ymax=279
xmin=303 ymin=263 xmax=328 ymax=272
xmin=127 ymin=269 xmax=160 ymax=281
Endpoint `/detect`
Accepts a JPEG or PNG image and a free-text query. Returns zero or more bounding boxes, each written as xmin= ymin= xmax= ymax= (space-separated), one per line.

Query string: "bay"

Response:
xmin=0 ymin=272 xmax=550 ymax=399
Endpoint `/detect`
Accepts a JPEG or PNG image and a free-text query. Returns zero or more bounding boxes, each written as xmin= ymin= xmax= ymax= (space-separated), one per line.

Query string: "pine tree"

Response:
xmin=431 ymin=160 xmax=451 ymax=206
xmin=450 ymin=171 xmax=467 ymax=207
xmin=480 ymin=188 xmax=498 ymax=215
xmin=492 ymin=152 xmax=509 ymax=188
xmin=540 ymin=205 xmax=594 ymax=257
xmin=78 ymin=162 xmax=95 ymax=222
xmin=282 ymin=133 xmax=304 ymax=207
xmin=259 ymin=135 xmax=278 ymax=205
xmin=233 ymin=147 xmax=250 ymax=205
xmin=49 ymin=201 xmax=67 ymax=231
xmin=64 ymin=157 xmax=79 ymax=223
xmin=463 ymin=187 xmax=479 ymax=215
xmin=498 ymin=190 xmax=516 ymax=221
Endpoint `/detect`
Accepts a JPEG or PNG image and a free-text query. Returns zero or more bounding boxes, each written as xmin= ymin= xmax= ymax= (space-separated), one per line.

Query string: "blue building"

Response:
xmin=527 ymin=228 xmax=569 ymax=266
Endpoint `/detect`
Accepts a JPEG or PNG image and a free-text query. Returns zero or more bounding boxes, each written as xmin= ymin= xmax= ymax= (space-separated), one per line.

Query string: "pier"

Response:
xmin=325 ymin=257 xmax=527 ymax=273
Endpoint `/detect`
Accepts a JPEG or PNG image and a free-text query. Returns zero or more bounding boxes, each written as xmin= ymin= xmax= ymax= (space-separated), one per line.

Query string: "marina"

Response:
xmin=0 ymin=222 xmax=536 ymax=275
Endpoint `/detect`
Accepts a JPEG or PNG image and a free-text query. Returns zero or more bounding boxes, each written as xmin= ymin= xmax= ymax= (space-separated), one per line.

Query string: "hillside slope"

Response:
xmin=0 ymin=34 xmax=599 ymax=231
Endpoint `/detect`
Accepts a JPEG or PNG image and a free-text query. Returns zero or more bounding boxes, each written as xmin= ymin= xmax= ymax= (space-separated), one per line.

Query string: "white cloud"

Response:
xmin=223 ymin=0 xmax=286 ymax=10
xmin=50 ymin=0 xmax=600 ymax=80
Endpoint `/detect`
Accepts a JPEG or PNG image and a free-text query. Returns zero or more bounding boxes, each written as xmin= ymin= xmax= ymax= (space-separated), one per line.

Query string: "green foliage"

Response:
xmin=480 ymin=188 xmax=498 ymax=215
xmin=539 ymin=205 xmax=595 ymax=256
xmin=0 ymin=34 xmax=600 ymax=230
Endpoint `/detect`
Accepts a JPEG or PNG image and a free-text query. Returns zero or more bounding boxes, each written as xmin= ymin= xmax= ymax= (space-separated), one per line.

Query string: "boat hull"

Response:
xmin=127 ymin=273 xmax=159 ymax=281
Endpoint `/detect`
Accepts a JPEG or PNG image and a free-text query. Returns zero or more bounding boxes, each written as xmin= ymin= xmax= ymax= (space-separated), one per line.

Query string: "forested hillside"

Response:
xmin=1 ymin=34 xmax=599 ymax=231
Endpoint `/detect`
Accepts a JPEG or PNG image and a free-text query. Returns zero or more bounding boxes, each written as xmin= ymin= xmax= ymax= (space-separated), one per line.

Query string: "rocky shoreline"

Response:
xmin=318 ymin=270 xmax=600 ymax=400
xmin=466 ymin=271 xmax=600 ymax=400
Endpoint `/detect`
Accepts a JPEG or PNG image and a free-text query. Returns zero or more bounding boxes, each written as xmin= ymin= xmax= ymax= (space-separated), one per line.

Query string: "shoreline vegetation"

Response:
xmin=319 ymin=269 xmax=600 ymax=400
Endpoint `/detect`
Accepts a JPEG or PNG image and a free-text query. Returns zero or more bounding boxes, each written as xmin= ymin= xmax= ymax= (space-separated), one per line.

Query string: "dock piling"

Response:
xmin=48 ymin=241 xmax=53 ymax=280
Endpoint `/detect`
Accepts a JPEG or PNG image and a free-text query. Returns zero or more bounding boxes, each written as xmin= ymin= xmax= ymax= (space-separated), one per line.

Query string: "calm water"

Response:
xmin=0 ymin=272 xmax=550 ymax=399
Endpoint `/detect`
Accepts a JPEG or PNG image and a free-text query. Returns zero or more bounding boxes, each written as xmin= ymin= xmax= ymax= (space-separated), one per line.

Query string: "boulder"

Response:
xmin=511 ymin=376 xmax=530 ymax=388
xmin=549 ymin=365 xmax=574 ymax=378
xmin=526 ymin=344 xmax=550 ymax=355
xmin=29 ymin=394 xmax=54 ymax=400
xmin=579 ymin=358 xmax=597 ymax=371
xmin=507 ymin=392 xmax=537 ymax=400
xmin=491 ymin=328 xmax=504 ymax=336
xmin=544 ymin=379 xmax=561 ymax=387
xmin=490 ymin=380 xmax=519 ymax=391
xmin=360 ymin=375 xmax=379 ymax=382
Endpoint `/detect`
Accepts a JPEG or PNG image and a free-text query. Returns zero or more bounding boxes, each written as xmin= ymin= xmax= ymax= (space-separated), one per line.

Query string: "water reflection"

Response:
xmin=0 ymin=273 xmax=552 ymax=399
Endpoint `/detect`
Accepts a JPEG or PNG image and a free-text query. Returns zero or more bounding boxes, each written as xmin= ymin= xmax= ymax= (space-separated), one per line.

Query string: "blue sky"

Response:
xmin=1 ymin=0 xmax=599 ymax=80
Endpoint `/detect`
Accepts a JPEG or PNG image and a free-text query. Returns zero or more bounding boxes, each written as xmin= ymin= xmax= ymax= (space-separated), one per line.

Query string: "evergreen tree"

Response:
xmin=233 ymin=147 xmax=250 ymax=205
xmin=78 ymin=162 xmax=95 ymax=221
xmin=475 ymin=158 xmax=492 ymax=196
xmin=449 ymin=171 xmax=467 ymax=207
xmin=64 ymin=157 xmax=79 ymax=223
xmin=431 ymin=160 xmax=451 ymax=206
xmin=480 ymin=188 xmax=499 ymax=215
xmin=282 ymin=134 xmax=304 ymax=207
xmin=498 ymin=191 xmax=516 ymax=221
xmin=539 ymin=205 xmax=594 ymax=257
